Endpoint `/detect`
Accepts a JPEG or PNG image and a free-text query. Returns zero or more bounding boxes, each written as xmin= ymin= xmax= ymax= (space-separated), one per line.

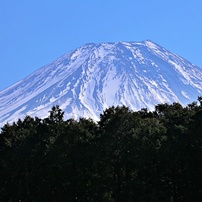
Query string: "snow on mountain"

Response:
xmin=1 ymin=40 xmax=202 ymax=126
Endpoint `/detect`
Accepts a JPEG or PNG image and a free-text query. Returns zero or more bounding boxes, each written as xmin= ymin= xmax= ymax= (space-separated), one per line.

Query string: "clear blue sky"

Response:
xmin=1 ymin=0 xmax=202 ymax=91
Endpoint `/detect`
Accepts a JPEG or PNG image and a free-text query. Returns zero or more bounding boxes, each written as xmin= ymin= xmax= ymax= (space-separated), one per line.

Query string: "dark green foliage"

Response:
xmin=1 ymin=101 xmax=202 ymax=201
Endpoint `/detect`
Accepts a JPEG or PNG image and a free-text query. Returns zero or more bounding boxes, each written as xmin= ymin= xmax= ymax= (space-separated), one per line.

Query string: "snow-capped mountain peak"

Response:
xmin=0 ymin=40 xmax=202 ymax=126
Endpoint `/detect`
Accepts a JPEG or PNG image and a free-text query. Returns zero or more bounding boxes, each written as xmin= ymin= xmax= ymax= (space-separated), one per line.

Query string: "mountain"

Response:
xmin=1 ymin=40 xmax=202 ymax=126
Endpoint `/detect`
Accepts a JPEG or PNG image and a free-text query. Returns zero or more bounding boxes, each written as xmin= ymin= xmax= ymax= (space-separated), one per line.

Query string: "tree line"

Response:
xmin=1 ymin=98 xmax=202 ymax=202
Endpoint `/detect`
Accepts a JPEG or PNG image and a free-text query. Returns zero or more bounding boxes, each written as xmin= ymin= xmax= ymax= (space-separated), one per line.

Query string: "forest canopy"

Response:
xmin=1 ymin=98 xmax=202 ymax=202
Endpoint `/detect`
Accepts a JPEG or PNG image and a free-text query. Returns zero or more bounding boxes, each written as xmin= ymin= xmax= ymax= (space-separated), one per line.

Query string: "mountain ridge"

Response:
xmin=1 ymin=40 xmax=202 ymax=126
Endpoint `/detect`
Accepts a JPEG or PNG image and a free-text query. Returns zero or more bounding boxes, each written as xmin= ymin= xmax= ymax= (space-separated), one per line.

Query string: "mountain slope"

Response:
xmin=1 ymin=40 xmax=202 ymax=126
